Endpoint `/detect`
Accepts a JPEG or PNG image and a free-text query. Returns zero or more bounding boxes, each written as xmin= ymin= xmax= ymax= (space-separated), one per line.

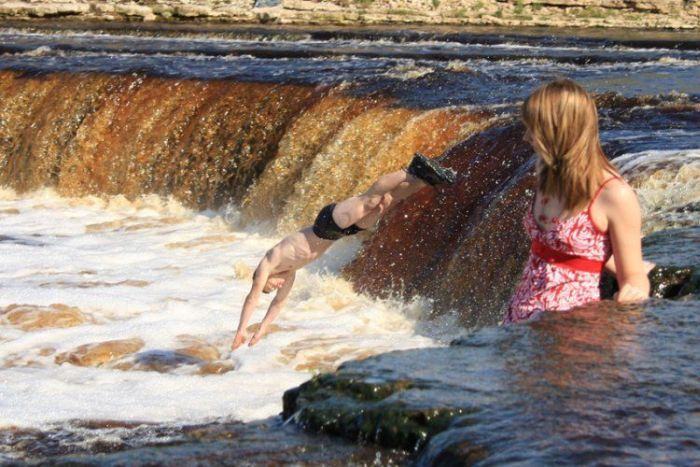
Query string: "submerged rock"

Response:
xmin=175 ymin=335 xmax=221 ymax=362
xmin=54 ymin=338 xmax=145 ymax=367
xmin=0 ymin=303 xmax=89 ymax=331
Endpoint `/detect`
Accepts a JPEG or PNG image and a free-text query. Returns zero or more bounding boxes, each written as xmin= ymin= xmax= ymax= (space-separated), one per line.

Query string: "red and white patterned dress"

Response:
xmin=503 ymin=178 xmax=618 ymax=324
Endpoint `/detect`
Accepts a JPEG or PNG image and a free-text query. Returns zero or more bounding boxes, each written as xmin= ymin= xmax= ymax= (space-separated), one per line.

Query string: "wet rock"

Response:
xmin=175 ymin=335 xmax=221 ymax=362
xmin=128 ymin=350 xmax=201 ymax=373
xmin=114 ymin=3 xmax=156 ymax=21
xmin=345 ymin=121 xmax=534 ymax=326
xmin=246 ymin=322 xmax=285 ymax=335
xmin=119 ymin=344 xmax=233 ymax=374
xmin=197 ymin=361 xmax=235 ymax=375
xmin=55 ymin=338 xmax=145 ymax=367
xmin=1 ymin=303 xmax=89 ymax=331
xmin=283 ymin=372 xmax=463 ymax=451
xmin=679 ymin=269 xmax=700 ymax=296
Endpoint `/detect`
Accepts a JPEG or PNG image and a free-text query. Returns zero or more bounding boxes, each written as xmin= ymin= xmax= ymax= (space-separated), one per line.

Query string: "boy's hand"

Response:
xmin=231 ymin=330 xmax=248 ymax=350
xmin=249 ymin=322 xmax=269 ymax=347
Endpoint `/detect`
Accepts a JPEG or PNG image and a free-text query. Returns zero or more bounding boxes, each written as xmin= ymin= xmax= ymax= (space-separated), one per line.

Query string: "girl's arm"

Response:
xmin=604 ymin=256 xmax=655 ymax=276
xmin=603 ymin=182 xmax=650 ymax=302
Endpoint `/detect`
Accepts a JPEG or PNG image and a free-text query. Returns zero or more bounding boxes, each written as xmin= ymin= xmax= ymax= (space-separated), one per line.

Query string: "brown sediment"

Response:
xmin=157 ymin=82 xmax=317 ymax=207
xmin=0 ymin=69 xmax=495 ymax=231
xmin=344 ymin=121 xmax=534 ymax=324
xmin=0 ymin=208 xmax=21 ymax=215
xmin=38 ymin=347 xmax=56 ymax=356
xmin=245 ymin=322 xmax=291 ymax=335
xmin=54 ymin=338 xmax=145 ymax=367
xmin=39 ymin=279 xmax=151 ymax=288
xmin=277 ymin=335 xmax=353 ymax=371
xmin=115 ymin=347 xmax=235 ymax=374
xmin=85 ymin=216 xmax=185 ymax=233
xmin=0 ymin=72 xmax=109 ymax=191
xmin=294 ymin=347 xmax=378 ymax=373
xmin=198 ymin=361 xmax=236 ymax=375
xmin=2 ymin=353 xmax=42 ymax=369
xmin=0 ymin=303 xmax=90 ymax=331
xmin=165 ymin=233 xmax=237 ymax=249
xmin=293 ymin=347 xmax=377 ymax=373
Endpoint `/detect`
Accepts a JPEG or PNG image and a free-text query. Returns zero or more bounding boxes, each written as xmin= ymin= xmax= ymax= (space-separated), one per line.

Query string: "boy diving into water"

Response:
xmin=231 ymin=153 xmax=457 ymax=350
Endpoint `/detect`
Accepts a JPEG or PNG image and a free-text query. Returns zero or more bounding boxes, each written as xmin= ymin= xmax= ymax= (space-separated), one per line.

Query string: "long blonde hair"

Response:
xmin=522 ymin=79 xmax=616 ymax=211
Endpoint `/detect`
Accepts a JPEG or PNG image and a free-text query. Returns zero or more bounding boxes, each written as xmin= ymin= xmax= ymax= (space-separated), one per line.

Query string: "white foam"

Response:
xmin=616 ymin=149 xmax=700 ymax=233
xmin=0 ymin=189 xmax=446 ymax=429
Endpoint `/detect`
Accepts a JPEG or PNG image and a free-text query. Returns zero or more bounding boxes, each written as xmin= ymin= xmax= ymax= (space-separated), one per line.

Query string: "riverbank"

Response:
xmin=0 ymin=0 xmax=698 ymax=29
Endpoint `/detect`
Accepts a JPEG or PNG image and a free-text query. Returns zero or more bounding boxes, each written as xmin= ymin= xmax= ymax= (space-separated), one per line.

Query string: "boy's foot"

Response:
xmin=406 ymin=152 xmax=457 ymax=186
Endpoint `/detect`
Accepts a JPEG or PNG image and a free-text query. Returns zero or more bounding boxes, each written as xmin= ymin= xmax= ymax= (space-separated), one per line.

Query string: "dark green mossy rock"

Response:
xmin=283 ymin=372 xmax=466 ymax=451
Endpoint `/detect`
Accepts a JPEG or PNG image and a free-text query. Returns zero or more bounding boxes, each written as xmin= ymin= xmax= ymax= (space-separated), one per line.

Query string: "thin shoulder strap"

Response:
xmin=587 ymin=175 xmax=620 ymax=211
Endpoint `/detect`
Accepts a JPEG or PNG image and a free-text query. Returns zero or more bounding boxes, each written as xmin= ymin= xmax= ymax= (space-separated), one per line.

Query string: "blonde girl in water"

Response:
xmin=505 ymin=79 xmax=651 ymax=323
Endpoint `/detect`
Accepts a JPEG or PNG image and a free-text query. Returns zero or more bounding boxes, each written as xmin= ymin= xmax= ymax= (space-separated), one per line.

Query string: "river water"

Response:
xmin=0 ymin=22 xmax=697 ymax=464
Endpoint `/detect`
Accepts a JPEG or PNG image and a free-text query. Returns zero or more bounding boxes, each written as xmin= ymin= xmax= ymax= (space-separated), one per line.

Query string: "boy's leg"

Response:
xmin=354 ymin=194 xmax=391 ymax=229
xmin=332 ymin=170 xmax=426 ymax=229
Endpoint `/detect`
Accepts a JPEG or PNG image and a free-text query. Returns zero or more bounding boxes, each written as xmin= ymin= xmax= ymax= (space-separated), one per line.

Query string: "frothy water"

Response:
xmin=0 ymin=189 xmax=444 ymax=430
xmin=616 ymin=149 xmax=700 ymax=233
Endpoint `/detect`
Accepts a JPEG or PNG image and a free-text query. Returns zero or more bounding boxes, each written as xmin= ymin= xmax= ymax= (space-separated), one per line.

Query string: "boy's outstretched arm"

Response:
xmin=232 ymin=259 xmax=271 ymax=350
xmin=249 ymin=271 xmax=296 ymax=346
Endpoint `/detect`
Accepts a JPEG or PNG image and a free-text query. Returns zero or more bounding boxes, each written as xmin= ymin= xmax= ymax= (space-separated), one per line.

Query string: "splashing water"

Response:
xmin=0 ymin=188 xmax=447 ymax=431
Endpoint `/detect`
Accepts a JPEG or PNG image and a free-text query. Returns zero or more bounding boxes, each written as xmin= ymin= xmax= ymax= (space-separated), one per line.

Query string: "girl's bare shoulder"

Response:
xmin=599 ymin=175 xmax=639 ymax=213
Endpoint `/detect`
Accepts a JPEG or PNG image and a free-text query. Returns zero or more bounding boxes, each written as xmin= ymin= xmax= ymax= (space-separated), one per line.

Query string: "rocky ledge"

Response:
xmin=0 ymin=0 xmax=698 ymax=29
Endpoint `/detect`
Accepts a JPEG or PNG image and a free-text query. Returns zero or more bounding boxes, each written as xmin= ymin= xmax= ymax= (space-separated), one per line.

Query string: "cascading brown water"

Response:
xmin=0 ymin=70 xmax=492 ymax=227
xmin=0 ymin=70 xmax=319 ymax=207
xmin=0 ymin=68 xmax=697 ymax=328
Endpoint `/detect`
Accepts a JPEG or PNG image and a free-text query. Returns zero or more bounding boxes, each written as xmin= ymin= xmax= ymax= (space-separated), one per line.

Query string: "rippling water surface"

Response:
xmin=0 ymin=22 xmax=698 ymax=464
